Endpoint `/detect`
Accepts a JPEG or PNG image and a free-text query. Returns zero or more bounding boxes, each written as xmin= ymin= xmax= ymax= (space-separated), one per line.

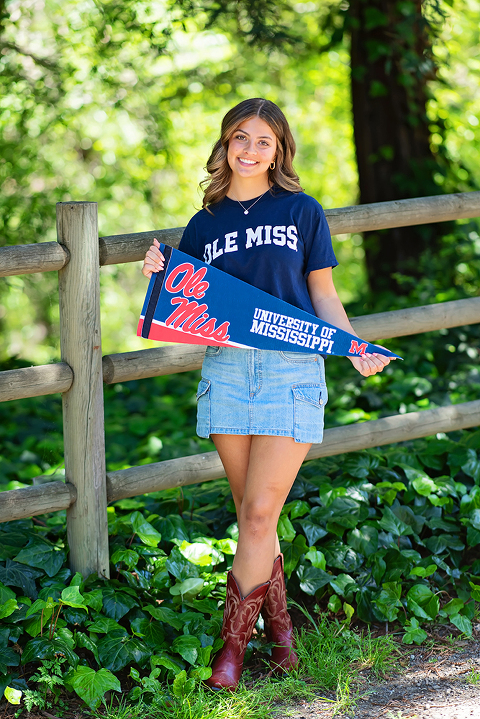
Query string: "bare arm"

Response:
xmin=307 ymin=267 xmax=392 ymax=377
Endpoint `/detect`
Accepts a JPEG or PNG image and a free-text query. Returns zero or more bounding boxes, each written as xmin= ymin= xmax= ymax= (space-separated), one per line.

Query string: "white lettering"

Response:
xmin=246 ymin=226 xmax=263 ymax=248
xmin=273 ymin=225 xmax=286 ymax=246
xmin=286 ymin=225 xmax=298 ymax=251
xmin=203 ymin=244 xmax=212 ymax=264
xmin=225 ymin=231 xmax=238 ymax=253
xmin=264 ymin=225 xmax=272 ymax=244
xmin=250 ymin=319 xmax=265 ymax=334
xmin=212 ymin=239 xmax=223 ymax=260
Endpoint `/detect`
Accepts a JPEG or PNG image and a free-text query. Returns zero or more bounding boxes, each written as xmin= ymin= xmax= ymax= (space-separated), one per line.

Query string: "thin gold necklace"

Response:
xmin=231 ymin=189 xmax=269 ymax=215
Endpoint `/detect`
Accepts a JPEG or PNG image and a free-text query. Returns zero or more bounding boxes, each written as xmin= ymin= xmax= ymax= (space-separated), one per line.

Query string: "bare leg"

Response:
xmin=212 ymin=434 xmax=311 ymax=597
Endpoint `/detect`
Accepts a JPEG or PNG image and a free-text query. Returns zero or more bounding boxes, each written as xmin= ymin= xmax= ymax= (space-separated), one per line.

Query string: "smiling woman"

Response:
xmin=141 ymin=97 xmax=392 ymax=691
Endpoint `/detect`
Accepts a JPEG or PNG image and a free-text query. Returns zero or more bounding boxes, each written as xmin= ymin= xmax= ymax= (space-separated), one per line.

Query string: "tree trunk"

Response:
xmin=350 ymin=0 xmax=445 ymax=294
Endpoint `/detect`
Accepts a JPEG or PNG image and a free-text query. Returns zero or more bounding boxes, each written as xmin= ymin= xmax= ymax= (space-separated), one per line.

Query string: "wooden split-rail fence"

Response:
xmin=1 ymin=193 xmax=480 ymax=579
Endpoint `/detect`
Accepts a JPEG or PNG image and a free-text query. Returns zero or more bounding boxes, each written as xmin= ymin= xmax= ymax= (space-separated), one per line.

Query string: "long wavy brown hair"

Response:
xmin=201 ymin=98 xmax=303 ymax=211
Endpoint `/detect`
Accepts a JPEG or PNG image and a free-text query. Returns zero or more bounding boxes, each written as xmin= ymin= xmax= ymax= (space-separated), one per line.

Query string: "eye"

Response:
xmin=234 ymin=134 xmax=247 ymax=141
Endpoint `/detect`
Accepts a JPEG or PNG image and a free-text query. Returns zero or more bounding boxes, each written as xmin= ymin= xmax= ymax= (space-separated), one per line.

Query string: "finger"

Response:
xmin=153 ymin=238 xmax=160 ymax=248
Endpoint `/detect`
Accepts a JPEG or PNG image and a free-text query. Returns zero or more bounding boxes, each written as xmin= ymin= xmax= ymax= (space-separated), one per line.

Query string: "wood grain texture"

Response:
xmin=102 ymin=345 xmax=205 ymax=384
xmin=0 ymin=242 xmax=69 ymax=277
xmin=0 ymin=363 xmax=73 ymax=402
xmin=350 ymin=296 xmax=480 ymax=340
xmin=325 ymin=191 xmax=480 ymax=235
xmin=57 ymin=202 xmax=110 ymax=579
xmin=99 ymin=227 xmax=184 ymax=265
xmin=106 ymin=400 xmax=480 ymax=501
xmin=0 ymin=482 xmax=76 ymax=523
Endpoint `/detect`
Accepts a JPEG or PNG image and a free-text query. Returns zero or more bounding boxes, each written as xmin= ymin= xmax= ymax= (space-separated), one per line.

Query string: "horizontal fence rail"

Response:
xmin=1 ymin=296 xmax=479 ymax=402
xmin=1 ymin=191 xmax=480 ymax=277
xmin=2 ymin=399 xmax=479 ymax=523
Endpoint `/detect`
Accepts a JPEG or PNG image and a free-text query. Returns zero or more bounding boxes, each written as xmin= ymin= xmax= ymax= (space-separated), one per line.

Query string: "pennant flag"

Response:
xmin=138 ymin=244 xmax=401 ymax=359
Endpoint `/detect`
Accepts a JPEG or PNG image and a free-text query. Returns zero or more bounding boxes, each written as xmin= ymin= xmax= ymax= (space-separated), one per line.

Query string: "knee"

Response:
xmin=240 ymin=500 xmax=278 ymax=537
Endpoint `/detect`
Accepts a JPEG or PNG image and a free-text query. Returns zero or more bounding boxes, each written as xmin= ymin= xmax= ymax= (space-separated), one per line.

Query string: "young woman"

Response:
xmin=142 ymin=98 xmax=391 ymax=690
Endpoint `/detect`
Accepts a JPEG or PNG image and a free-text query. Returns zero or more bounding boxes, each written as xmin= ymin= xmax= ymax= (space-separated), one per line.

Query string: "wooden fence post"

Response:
xmin=57 ymin=202 xmax=110 ymax=578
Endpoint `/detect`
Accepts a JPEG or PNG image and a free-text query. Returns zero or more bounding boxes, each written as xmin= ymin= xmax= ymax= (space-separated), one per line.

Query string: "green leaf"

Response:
xmin=83 ymin=589 xmax=103 ymax=613
xmin=172 ymin=669 xmax=195 ymax=698
xmin=170 ymin=578 xmax=204 ymax=599
xmin=283 ymin=500 xmax=310 ymax=519
xmin=68 ymin=666 xmax=121 ymax=710
xmin=179 ymin=541 xmax=222 ymax=567
xmin=97 ymin=633 xmax=131 ymax=672
xmin=102 ymin=587 xmax=138 ymax=620
xmin=378 ymin=507 xmax=413 ymax=536
xmin=461 ymin=449 xmax=480 ymax=483
xmin=442 ymin=599 xmax=464 ymax=616
xmin=129 ymin=618 xmax=165 ymax=650
xmin=4 ymin=687 xmax=22 ymax=705
xmin=281 ymin=541 xmax=305 ymax=579
xmin=22 ymin=637 xmax=79 ymax=668
xmin=298 ymin=519 xmax=328 ymax=545
xmin=0 ymin=599 xmax=18 ymax=620
xmin=305 ymin=549 xmax=326 ymax=570
xmin=172 ymin=635 xmax=201 ymax=665
xmin=166 ymin=548 xmax=200 ymax=582
xmin=0 ymin=560 xmax=43 ymax=599
xmin=14 ymin=539 xmax=65 ymax=578
xmin=467 ymin=526 xmax=480 ymax=547
xmin=450 ymin=613 xmax=472 ymax=637
xmin=0 ymin=646 xmax=20 ymax=674
xmin=111 ymin=549 xmax=140 ymax=570
xmin=61 ymin=586 xmax=87 ymax=610
xmin=296 ymin=565 xmax=331 ymax=595
xmin=86 ymin=617 xmax=127 ymax=635
xmin=402 ymin=618 xmax=428 ymax=645
xmin=144 ymin=605 xmax=184 ymax=631
xmin=347 ymin=526 xmax=378 ymax=557
xmin=0 ymin=584 xmax=16 ymax=604
xmin=374 ymin=582 xmax=402 ymax=622
xmin=329 ymin=573 xmax=357 ymax=599
xmin=411 ymin=477 xmax=437 ymax=496
xmin=469 ymin=582 xmax=480 ymax=601
xmin=75 ymin=632 xmax=100 ymax=664
xmin=130 ymin=511 xmax=162 ymax=547
xmin=328 ymin=594 xmax=342 ymax=613
xmin=277 ymin=515 xmax=296 ymax=543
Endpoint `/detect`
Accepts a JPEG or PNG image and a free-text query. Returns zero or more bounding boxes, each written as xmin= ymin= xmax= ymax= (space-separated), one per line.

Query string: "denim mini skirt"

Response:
xmin=196 ymin=346 xmax=327 ymax=444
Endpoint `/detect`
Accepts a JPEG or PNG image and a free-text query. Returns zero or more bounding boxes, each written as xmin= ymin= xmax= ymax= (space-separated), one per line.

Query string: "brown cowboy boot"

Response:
xmin=261 ymin=554 xmax=299 ymax=673
xmin=206 ymin=571 xmax=270 ymax=690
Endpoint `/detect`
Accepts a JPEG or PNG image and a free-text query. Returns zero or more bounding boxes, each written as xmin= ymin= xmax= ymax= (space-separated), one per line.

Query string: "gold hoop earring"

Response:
xmin=269 ymin=160 xmax=276 ymax=170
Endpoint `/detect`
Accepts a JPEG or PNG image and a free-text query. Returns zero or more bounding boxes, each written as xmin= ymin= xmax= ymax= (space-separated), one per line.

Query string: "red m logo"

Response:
xmin=349 ymin=340 xmax=368 ymax=355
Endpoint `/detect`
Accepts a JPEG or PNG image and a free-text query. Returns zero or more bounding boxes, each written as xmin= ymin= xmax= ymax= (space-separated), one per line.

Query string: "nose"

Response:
xmin=244 ymin=139 xmax=257 ymax=154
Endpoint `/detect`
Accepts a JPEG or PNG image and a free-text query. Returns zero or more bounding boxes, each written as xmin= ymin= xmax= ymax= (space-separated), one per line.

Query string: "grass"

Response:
xmin=92 ymin=615 xmax=400 ymax=719
xmin=465 ymin=668 xmax=480 ymax=685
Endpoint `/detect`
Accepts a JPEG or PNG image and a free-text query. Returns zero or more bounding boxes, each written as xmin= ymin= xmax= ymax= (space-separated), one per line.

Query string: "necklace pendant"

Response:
xmin=244 ymin=210 xmax=249 ymax=215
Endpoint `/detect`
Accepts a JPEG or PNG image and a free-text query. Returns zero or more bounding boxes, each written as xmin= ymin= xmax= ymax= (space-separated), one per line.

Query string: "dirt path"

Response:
xmin=280 ymin=640 xmax=480 ymax=719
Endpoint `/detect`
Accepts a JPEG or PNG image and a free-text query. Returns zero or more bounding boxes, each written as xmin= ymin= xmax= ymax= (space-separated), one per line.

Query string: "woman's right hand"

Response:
xmin=142 ymin=238 xmax=165 ymax=279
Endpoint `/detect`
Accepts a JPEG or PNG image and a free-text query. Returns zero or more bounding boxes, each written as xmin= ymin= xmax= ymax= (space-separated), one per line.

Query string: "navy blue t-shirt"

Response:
xmin=178 ymin=188 xmax=338 ymax=314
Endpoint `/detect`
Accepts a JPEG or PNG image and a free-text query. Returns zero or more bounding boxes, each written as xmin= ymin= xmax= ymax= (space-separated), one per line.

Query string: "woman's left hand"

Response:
xmin=349 ymin=352 xmax=392 ymax=377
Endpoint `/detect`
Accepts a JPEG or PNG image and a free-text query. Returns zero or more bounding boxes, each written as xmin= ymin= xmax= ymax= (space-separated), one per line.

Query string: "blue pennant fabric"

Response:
xmin=138 ymin=244 xmax=401 ymax=360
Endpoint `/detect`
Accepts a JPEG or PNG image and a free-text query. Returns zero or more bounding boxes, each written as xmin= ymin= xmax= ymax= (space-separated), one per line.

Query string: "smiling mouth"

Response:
xmin=238 ymin=157 xmax=259 ymax=166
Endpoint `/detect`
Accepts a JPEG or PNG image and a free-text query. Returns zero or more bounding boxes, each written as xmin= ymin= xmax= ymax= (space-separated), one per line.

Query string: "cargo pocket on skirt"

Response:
xmin=196 ymin=379 xmax=211 ymax=438
xmin=292 ymin=384 xmax=328 ymax=444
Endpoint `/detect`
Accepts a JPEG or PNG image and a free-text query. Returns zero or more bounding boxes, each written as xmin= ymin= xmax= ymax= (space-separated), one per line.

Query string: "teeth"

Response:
xmin=239 ymin=158 xmax=257 ymax=165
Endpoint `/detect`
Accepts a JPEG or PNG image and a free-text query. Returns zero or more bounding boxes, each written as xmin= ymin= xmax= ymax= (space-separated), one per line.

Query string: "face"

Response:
xmin=227 ymin=116 xmax=277 ymax=180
